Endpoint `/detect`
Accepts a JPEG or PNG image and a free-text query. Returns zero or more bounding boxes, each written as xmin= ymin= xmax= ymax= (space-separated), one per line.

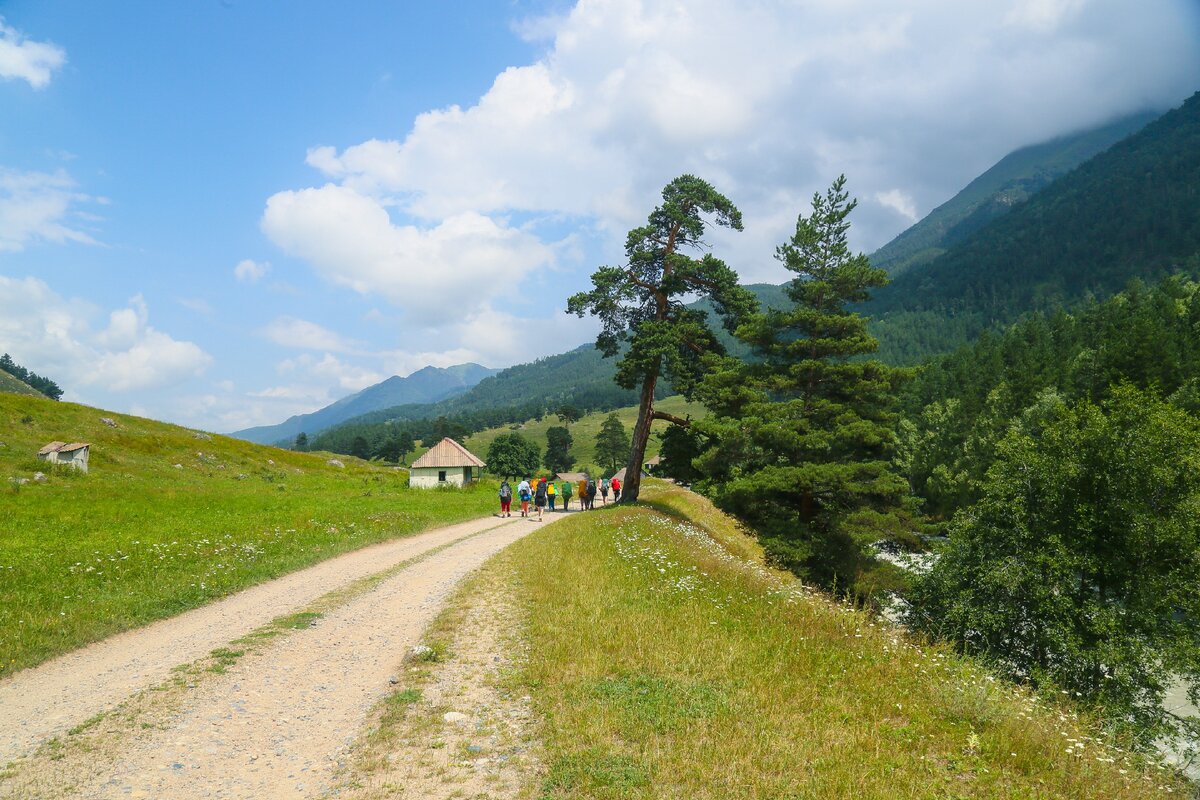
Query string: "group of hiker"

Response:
xmin=497 ymin=475 xmax=622 ymax=520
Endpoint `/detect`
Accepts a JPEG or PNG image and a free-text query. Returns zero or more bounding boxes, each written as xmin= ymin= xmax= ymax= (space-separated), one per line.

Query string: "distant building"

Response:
xmin=409 ymin=438 xmax=485 ymax=488
xmin=37 ymin=441 xmax=90 ymax=473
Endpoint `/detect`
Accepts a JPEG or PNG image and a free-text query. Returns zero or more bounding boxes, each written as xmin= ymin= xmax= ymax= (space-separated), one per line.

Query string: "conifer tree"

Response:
xmin=695 ymin=176 xmax=910 ymax=590
xmin=568 ymin=175 xmax=756 ymax=502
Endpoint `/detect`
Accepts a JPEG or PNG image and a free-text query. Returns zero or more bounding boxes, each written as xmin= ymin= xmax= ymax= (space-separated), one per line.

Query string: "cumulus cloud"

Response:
xmin=233 ymin=258 xmax=270 ymax=282
xmin=261 ymin=185 xmax=557 ymax=322
xmin=0 ymin=18 xmax=65 ymax=89
xmin=0 ymin=168 xmax=102 ymax=251
xmin=0 ymin=277 xmax=211 ymax=394
xmin=260 ymin=316 xmax=366 ymax=353
xmin=267 ymin=0 xmax=1200 ymax=294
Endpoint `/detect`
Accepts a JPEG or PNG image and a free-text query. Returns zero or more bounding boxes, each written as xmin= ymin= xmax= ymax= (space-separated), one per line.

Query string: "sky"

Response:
xmin=1 ymin=0 xmax=1198 ymax=433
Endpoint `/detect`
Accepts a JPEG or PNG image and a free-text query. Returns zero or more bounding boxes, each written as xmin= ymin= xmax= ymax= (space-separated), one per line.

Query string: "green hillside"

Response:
xmin=0 ymin=393 xmax=495 ymax=678
xmin=0 ymin=369 xmax=42 ymax=398
xmin=487 ymin=482 xmax=1186 ymax=797
xmin=462 ymin=395 xmax=705 ymax=474
xmin=869 ymin=111 xmax=1157 ymax=276
xmin=867 ymin=91 xmax=1200 ymax=364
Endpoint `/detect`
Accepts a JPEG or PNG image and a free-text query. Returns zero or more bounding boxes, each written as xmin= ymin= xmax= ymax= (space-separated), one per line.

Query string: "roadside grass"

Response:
xmin=463 ymin=395 xmax=703 ymax=474
xmin=505 ymin=480 xmax=1189 ymax=798
xmin=0 ymin=393 xmax=497 ymax=678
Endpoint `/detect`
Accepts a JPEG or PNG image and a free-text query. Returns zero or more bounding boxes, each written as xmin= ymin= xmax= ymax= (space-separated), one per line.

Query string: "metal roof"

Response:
xmin=410 ymin=438 xmax=486 ymax=469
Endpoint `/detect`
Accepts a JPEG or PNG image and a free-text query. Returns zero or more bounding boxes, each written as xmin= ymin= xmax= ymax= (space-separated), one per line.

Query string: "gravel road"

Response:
xmin=0 ymin=513 xmax=555 ymax=798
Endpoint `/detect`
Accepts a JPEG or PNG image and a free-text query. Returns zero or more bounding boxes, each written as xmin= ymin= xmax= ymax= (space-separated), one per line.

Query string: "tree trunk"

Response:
xmin=621 ymin=374 xmax=658 ymax=503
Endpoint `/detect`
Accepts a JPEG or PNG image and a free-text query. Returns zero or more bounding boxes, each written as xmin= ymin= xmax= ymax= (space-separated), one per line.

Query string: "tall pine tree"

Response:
xmin=568 ymin=175 xmax=756 ymax=503
xmin=695 ymin=176 xmax=910 ymax=592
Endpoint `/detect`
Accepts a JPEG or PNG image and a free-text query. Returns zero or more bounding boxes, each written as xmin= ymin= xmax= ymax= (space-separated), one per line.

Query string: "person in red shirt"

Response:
xmin=611 ymin=475 xmax=621 ymax=502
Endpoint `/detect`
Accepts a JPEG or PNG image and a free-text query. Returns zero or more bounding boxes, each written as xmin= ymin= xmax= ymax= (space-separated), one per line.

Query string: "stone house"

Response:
xmin=409 ymin=438 xmax=485 ymax=488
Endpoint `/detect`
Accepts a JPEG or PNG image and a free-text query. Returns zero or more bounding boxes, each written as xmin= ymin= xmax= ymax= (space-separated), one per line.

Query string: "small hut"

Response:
xmin=409 ymin=438 xmax=485 ymax=488
xmin=37 ymin=441 xmax=91 ymax=473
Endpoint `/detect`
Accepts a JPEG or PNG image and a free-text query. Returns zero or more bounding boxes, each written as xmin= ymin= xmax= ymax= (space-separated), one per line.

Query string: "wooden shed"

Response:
xmin=409 ymin=438 xmax=486 ymax=488
xmin=37 ymin=441 xmax=91 ymax=473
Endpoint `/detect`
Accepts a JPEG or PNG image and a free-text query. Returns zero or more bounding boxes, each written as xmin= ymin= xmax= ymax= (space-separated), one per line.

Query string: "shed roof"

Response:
xmin=59 ymin=442 xmax=90 ymax=453
xmin=556 ymin=471 xmax=589 ymax=483
xmin=38 ymin=441 xmax=67 ymax=455
xmin=411 ymin=438 xmax=486 ymax=469
xmin=38 ymin=441 xmax=91 ymax=455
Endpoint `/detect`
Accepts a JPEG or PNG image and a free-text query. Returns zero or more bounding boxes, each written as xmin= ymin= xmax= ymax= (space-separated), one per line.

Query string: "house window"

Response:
xmin=438 ymin=470 xmax=447 ymax=482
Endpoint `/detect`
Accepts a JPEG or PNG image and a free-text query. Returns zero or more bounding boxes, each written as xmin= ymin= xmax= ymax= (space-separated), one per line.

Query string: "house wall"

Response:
xmin=410 ymin=466 xmax=466 ymax=488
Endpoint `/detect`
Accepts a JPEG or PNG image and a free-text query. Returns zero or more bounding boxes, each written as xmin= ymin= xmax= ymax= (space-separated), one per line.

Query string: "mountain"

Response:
xmin=866 ymin=92 xmax=1200 ymax=364
xmin=232 ymin=363 xmax=497 ymax=445
xmin=868 ymin=111 xmax=1159 ymax=276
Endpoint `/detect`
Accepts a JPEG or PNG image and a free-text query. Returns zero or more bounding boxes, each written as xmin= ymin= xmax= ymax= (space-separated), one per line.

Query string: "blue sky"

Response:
xmin=2 ymin=0 xmax=1198 ymax=432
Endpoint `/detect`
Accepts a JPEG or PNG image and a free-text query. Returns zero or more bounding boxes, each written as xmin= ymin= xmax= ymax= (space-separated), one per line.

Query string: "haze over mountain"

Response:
xmin=868 ymin=111 xmax=1159 ymax=276
xmin=868 ymin=90 xmax=1200 ymax=363
xmin=233 ymin=363 xmax=497 ymax=445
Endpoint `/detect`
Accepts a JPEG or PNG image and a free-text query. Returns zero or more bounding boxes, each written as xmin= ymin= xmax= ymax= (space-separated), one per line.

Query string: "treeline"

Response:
xmin=897 ymin=275 xmax=1200 ymax=518
xmin=0 ymin=354 xmax=63 ymax=400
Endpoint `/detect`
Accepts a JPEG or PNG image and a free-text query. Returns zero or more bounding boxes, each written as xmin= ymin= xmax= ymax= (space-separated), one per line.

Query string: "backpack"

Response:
xmin=535 ymin=481 xmax=548 ymax=500
xmin=587 ymin=479 xmax=597 ymax=496
xmin=499 ymin=483 xmax=511 ymax=499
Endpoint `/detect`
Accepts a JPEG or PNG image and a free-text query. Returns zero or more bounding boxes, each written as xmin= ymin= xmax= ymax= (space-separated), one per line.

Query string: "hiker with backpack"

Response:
xmin=577 ymin=477 xmax=588 ymax=509
xmin=585 ymin=477 xmax=597 ymax=510
xmin=547 ymin=478 xmax=557 ymax=511
xmin=534 ymin=477 xmax=548 ymax=521
xmin=599 ymin=478 xmax=610 ymax=505
xmin=517 ymin=478 xmax=532 ymax=517
xmin=499 ymin=479 xmax=512 ymax=517
xmin=611 ymin=475 xmax=621 ymax=502
xmin=560 ymin=478 xmax=573 ymax=511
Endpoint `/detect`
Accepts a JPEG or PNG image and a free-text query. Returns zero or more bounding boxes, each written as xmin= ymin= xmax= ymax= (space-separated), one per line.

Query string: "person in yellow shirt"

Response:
xmin=547 ymin=479 xmax=557 ymax=511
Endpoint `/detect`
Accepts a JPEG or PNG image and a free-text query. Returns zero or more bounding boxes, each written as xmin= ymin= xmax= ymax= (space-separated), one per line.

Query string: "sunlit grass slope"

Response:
xmin=0 ymin=393 xmax=495 ymax=678
xmin=503 ymin=481 xmax=1187 ymax=798
xmin=0 ymin=371 xmax=42 ymax=398
xmin=463 ymin=395 xmax=704 ymax=473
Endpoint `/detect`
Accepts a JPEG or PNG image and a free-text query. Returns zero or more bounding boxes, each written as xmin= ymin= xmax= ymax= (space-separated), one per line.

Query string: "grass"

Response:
xmin=0 ymin=392 xmax=497 ymax=678
xmin=463 ymin=394 xmax=704 ymax=474
xmin=499 ymin=480 xmax=1189 ymax=798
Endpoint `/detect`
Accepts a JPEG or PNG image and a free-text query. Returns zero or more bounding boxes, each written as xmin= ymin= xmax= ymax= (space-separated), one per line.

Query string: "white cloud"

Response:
xmin=875 ymin=189 xmax=920 ymax=224
xmin=0 ymin=19 xmax=65 ymax=89
xmin=0 ymin=168 xmax=101 ymax=251
xmin=233 ymin=258 xmax=270 ymax=282
xmin=261 ymin=185 xmax=557 ymax=322
xmin=0 ymin=278 xmax=211 ymax=394
xmin=260 ymin=316 xmax=365 ymax=353
xmin=267 ymin=0 xmax=1200 ymax=295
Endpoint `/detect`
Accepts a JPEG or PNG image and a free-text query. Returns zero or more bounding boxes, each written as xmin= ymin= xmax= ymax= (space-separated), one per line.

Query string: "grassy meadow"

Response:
xmin=462 ymin=394 xmax=704 ymax=474
xmin=494 ymin=481 xmax=1188 ymax=798
xmin=0 ymin=393 xmax=496 ymax=678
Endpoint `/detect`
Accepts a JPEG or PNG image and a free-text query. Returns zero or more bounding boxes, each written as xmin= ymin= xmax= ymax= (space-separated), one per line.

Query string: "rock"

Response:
xmin=9 ymin=477 xmax=29 ymax=486
xmin=235 ymin=473 xmax=248 ymax=480
xmin=99 ymin=417 xmax=118 ymax=428
xmin=326 ymin=459 xmax=344 ymax=468
xmin=174 ymin=464 xmax=183 ymax=469
xmin=33 ymin=472 xmax=47 ymax=483
xmin=466 ymin=744 xmax=483 ymax=755
xmin=388 ymin=676 xmax=399 ymax=685
xmin=443 ymin=711 xmax=469 ymax=725
xmin=267 ymin=459 xmax=275 ymax=465
xmin=193 ymin=432 xmax=212 ymax=441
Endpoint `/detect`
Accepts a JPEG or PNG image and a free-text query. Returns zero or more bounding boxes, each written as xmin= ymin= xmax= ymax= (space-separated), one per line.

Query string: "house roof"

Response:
xmin=38 ymin=441 xmax=90 ymax=455
xmin=411 ymin=438 xmax=486 ymax=469
xmin=645 ymin=455 xmax=662 ymax=466
xmin=556 ymin=472 xmax=589 ymax=483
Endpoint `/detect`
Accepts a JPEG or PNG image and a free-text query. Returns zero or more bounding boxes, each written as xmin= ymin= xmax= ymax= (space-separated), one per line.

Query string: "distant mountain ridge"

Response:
xmin=232 ymin=363 xmax=497 ymax=444
xmin=868 ymin=111 xmax=1159 ymax=276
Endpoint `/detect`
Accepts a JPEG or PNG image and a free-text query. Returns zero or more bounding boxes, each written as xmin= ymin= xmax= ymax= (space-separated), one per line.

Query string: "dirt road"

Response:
xmin=0 ymin=513 xmax=553 ymax=798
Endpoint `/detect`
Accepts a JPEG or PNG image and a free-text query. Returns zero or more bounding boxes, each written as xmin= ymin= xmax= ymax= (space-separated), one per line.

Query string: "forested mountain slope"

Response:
xmin=868 ymin=111 xmax=1157 ymax=276
xmin=867 ymin=90 xmax=1200 ymax=364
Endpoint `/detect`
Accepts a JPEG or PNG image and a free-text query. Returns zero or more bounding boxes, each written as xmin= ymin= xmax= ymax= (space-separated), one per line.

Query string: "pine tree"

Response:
xmin=294 ymin=432 xmax=308 ymax=451
xmin=594 ymin=414 xmax=631 ymax=476
xmin=544 ymin=426 xmax=574 ymax=473
xmin=696 ymin=176 xmax=911 ymax=591
xmin=568 ymin=175 xmax=756 ymax=502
